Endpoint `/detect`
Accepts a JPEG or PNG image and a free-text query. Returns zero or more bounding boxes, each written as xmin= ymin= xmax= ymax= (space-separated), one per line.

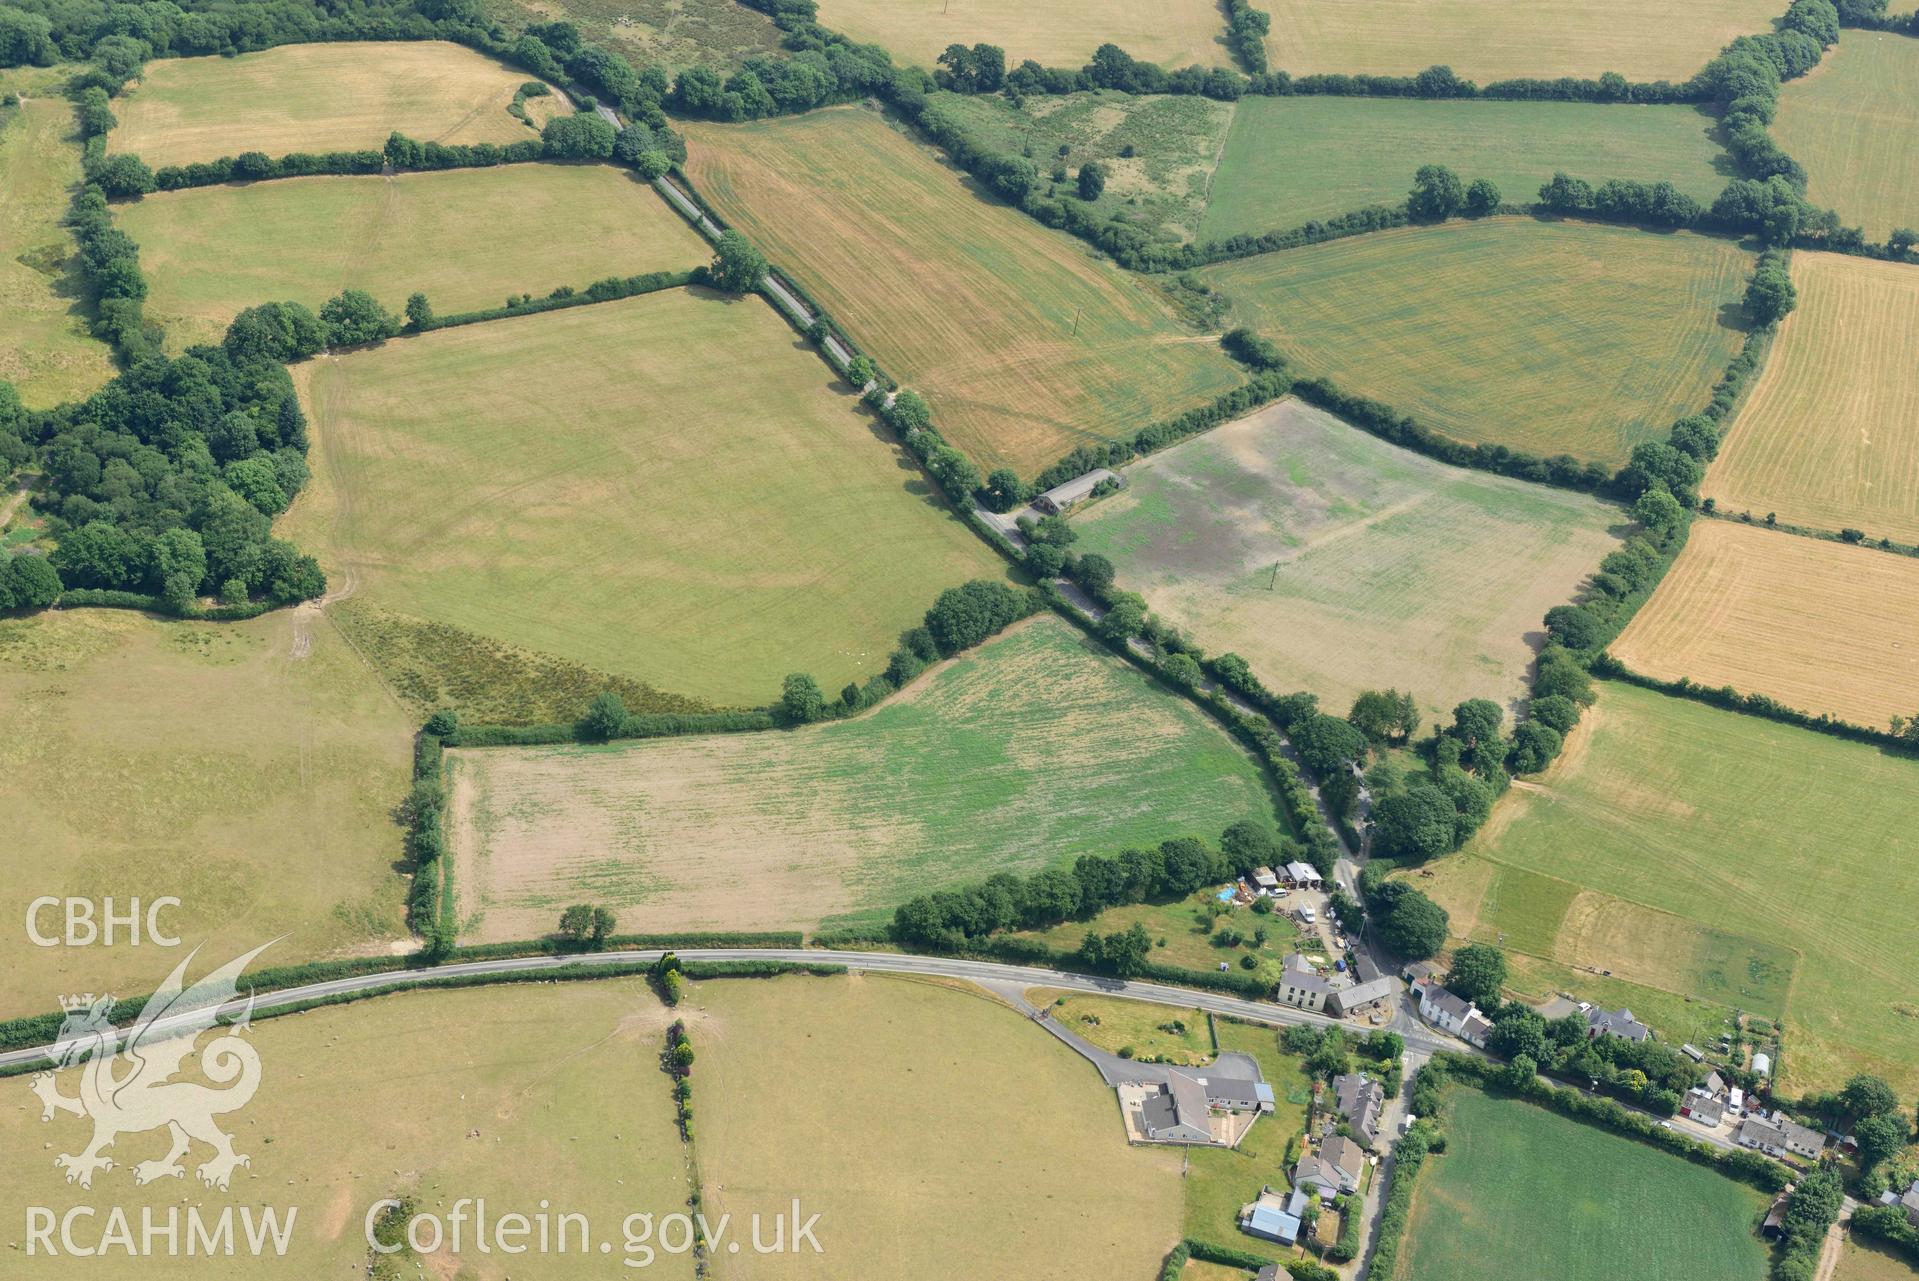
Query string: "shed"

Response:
xmin=1243 ymin=1203 xmax=1301 ymax=1244
xmin=1032 ymin=468 xmax=1121 ymax=515
xmin=1285 ymin=861 xmax=1322 ymax=887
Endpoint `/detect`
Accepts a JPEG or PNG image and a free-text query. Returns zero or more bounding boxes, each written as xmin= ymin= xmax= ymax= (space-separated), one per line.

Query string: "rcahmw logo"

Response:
xmin=25 ymin=940 xmax=299 ymax=1258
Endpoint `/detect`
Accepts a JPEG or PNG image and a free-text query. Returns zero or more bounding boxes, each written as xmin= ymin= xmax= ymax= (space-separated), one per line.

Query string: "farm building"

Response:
xmin=1328 ymin=975 xmax=1398 ymax=1017
xmin=1032 ymin=468 xmax=1121 ymax=515
xmin=1586 ymin=1005 xmax=1653 ymax=1042
xmin=1331 ymin=1072 xmax=1386 ymax=1148
xmin=1294 ymin=1134 xmax=1366 ymax=1196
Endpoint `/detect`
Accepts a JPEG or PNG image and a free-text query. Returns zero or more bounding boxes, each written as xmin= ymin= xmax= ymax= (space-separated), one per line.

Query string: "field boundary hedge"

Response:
xmin=1591 ymin=663 xmax=1919 ymax=753
xmin=1700 ymin=505 xmax=1919 ymax=559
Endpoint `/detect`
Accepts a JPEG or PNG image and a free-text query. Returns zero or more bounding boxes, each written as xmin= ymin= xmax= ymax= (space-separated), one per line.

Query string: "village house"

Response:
xmin=1331 ymin=1072 xmax=1387 ymax=1148
xmin=1294 ymin=1134 xmax=1366 ymax=1196
xmin=1681 ymin=1087 xmax=1728 ymax=1128
xmin=1132 ymin=1066 xmax=1273 ymax=1146
xmin=1735 ymin=1111 xmax=1827 ymax=1161
xmin=1585 ymin=1005 xmax=1653 ymax=1043
xmin=1415 ymin=979 xmax=1490 ymax=1046
xmin=1277 ymin=952 xmax=1348 ymax=1012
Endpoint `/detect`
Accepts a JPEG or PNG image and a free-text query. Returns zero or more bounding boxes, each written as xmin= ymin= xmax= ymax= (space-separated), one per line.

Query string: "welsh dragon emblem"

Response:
xmin=31 ymin=941 xmax=275 ymax=1191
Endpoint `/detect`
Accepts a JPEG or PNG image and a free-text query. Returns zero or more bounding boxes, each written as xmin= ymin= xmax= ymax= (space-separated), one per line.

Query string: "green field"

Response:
xmin=0 ymin=608 xmax=412 ymax=1023
xmin=1071 ymin=399 xmax=1623 ymax=723
xmin=0 ymin=980 xmax=695 ymax=1280
xmin=1018 ymin=886 xmax=1301 ymax=972
xmin=1775 ymin=34 xmax=1919 ymax=241
xmin=0 ymin=69 xmax=115 ymax=408
xmin=444 ymin=616 xmax=1281 ymax=940
xmin=483 ymin=0 xmax=784 ymax=72
xmin=1202 ymin=97 xmax=1729 ymax=241
xmin=1399 ymin=1089 xmax=1769 ymax=1281
xmin=694 ymin=974 xmax=1186 ymax=1280
xmin=1453 ymin=680 xmax=1919 ymax=1094
xmin=1198 ymin=218 xmax=1751 ymax=465
xmin=119 ymin=165 xmax=711 ymax=351
xmin=282 ymin=287 xmax=1001 ymax=710
xmin=681 ymin=107 xmax=1243 ymax=476
xmin=111 ymin=42 xmax=544 ymax=168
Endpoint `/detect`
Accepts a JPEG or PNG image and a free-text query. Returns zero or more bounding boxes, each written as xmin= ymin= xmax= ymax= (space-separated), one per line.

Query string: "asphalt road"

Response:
xmin=0 ymin=947 xmax=1459 ymax=1071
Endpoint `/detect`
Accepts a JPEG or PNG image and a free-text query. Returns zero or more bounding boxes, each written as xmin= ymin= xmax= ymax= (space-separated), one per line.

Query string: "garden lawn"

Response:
xmin=1034 ymin=990 xmax=1215 ymax=1065
xmin=1017 ymin=887 xmax=1300 ymax=972
xmin=110 ymin=41 xmax=545 ymax=168
xmin=1702 ymin=251 xmax=1919 ymax=545
xmin=1198 ymin=218 xmax=1751 ymax=466
xmin=1456 ymin=680 xmax=1919 ymax=1094
xmin=119 ymin=164 xmax=711 ymax=351
xmin=1201 ymin=97 xmax=1728 ymax=241
xmin=0 ymin=608 xmax=412 ymax=1023
xmin=0 ymin=979 xmax=695 ymax=1281
xmin=1774 ymin=34 xmax=1919 ymax=241
xmin=814 ymin=0 xmax=1236 ymax=70
xmin=0 ymin=70 xmax=114 ymax=407
xmin=282 ymin=287 xmax=1001 ymax=709
xmin=691 ymin=973 xmax=1185 ymax=1281
xmin=1260 ymin=0 xmax=1781 ymax=83
xmin=443 ymin=616 xmax=1282 ymax=940
xmin=1184 ymin=1021 xmax=1313 ymax=1259
xmin=1071 ymin=399 xmax=1623 ymax=723
xmin=1399 ymin=1088 xmax=1769 ymax=1281
xmin=680 ymin=107 xmax=1243 ymax=476
xmin=1611 ymin=519 xmax=1919 ymax=730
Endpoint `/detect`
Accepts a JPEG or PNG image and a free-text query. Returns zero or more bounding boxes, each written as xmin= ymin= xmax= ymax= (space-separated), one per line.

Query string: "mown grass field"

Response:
xmin=680 ymin=107 xmax=1244 ymax=475
xmin=1198 ymin=218 xmax=1751 ymax=466
xmin=1017 ymin=886 xmax=1300 ymax=971
xmin=1838 ymin=1238 xmax=1919 ymax=1281
xmin=1259 ymin=0 xmax=1782 ymax=82
xmin=119 ymin=164 xmax=711 ymax=351
xmin=1399 ymin=1089 xmax=1769 ymax=1281
xmin=444 ymin=617 xmax=1280 ymax=940
xmin=1201 ymin=98 xmax=1728 ymax=241
xmin=282 ymin=287 xmax=1001 ymax=709
xmin=814 ymin=0 xmax=1235 ymax=71
xmin=111 ymin=42 xmax=544 ymax=167
xmin=925 ymin=90 xmax=1232 ymax=246
xmin=1039 ymin=990 xmax=1216 ymax=1065
xmin=1071 ymin=399 xmax=1623 ymax=723
xmin=1453 ymin=680 xmax=1919 ymax=1094
xmin=0 ymin=608 xmax=412 ymax=1023
xmin=1702 ymin=251 xmax=1919 ymax=544
xmin=0 ymin=69 xmax=115 ymax=407
xmin=483 ymin=0 xmax=783 ymax=72
xmin=1611 ymin=519 xmax=1919 ymax=729
xmin=692 ymin=974 xmax=1185 ymax=1280
xmin=1775 ymin=34 xmax=1919 ymax=241
xmin=0 ymin=980 xmax=695 ymax=1280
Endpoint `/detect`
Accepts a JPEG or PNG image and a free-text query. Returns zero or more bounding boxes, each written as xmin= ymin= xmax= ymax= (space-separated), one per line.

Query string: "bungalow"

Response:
xmin=1331 ymin=1072 xmax=1386 ymax=1149
xmin=1735 ymin=1111 xmax=1827 ymax=1161
xmin=1329 ymin=975 xmax=1398 ymax=1017
xmin=1585 ymin=1006 xmax=1652 ymax=1043
xmin=1294 ymin=1134 xmax=1366 ymax=1196
xmin=1204 ymin=1074 xmax=1276 ymax=1114
xmin=1284 ymin=861 xmax=1323 ymax=889
xmin=1031 ymin=468 xmax=1121 ymax=515
xmin=1680 ymin=1088 xmax=1727 ymax=1128
xmin=1139 ymin=1071 xmax=1213 ymax=1144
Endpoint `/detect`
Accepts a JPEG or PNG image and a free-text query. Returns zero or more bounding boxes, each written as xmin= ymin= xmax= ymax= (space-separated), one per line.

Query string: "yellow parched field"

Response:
xmin=1703 ymin=251 xmax=1919 ymax=544
xmin=112 ymin=42 xmax=545 ymax=168
xmin=1260 ymin=0 xmax=1782 ymax=83
xmin=1611 ymin=519 xmax=1919 ymax=729
xmin=814 ymin=0 xmax=1235 ymax=70
xmin=0 ymin=980 xmax=696 ymax=1281
xmin=681 ymin=107 xmax=1243 ymax=476
xmin=692 ymin=974 xmax=1185 ymax=1281
xmin=1775 ymin=34 xmax=1919 ymax=241
xmin=118 ymin=165 xmax=710 ymax=351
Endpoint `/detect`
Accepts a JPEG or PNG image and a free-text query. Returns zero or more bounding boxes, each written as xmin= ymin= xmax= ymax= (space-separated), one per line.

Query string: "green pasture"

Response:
xmin=1776 ymin=34 xmax=1919 ymax=240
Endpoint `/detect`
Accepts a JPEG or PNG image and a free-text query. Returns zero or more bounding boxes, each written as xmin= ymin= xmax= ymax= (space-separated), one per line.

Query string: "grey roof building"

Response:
xmin=1329 ymin=975 xmax=1398 ymax=1016
xmin=1294 ymin=1134 xmax=1366 ymax=1195
xmin=1032 ymin=468 xmax=1120 ymax=514
xmin=1586 ymin=1006 xmax=1652 ymax=1043
xmin=1140 ymin=1071 xmax=1213 ymax=1144
xmin=1331 ymin=1072 xmax=1386 ymax=1148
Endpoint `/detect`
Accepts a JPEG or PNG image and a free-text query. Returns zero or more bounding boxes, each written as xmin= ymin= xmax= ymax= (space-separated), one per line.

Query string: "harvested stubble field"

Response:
xmin=110 ymin=42 xmax=544 ymax=168
xmin=813 ymin=0 xmax=1235 ymax=71
xmin=444 ymin=617 xmax=1279 ymax=940
xmin=1610 ymin=519 xmax=1919 ymax=729
xmin=283 ymin=287 xmax=1001 ymax=708
xmin=692 ymin=974 xmax=1185 ymax=1280
xmin=1070 ymin=399 xmax=1623 ymax=722
xmin=1198 ymin=218 xmax=1751 ymax=466
xmin=0 ymin=608 xmax=412 ymax=1023
xmin=1201 ymin=97 xmax=1728 ymax=242
xmin=1837 ymin=1239 xmax=1919 ymax=1281
xmin=1454 ymin=680 xmax=1919 ymax=1094
xmin=1259 ymin=0 xmax=1782 ymax=83
xmin=680 ymin=107 xmax=1244 ymax=475
xmin=120 ymin=164 xmax=711 ymax=351
xmin=0 ymin=980 xmax=696 ymax=1280
xmin=1702 ymin=251 xmax=1919 ymax=544
xmin=1774 ymin=34 xmax=1919 ymax=241
xmin=0 ymin=70 xmax=115 ymax=407
xmin=483 ymin=0 xmax=784 ymax=72
xmin=1399 ymin=1089 xmax=1770 ymax=1281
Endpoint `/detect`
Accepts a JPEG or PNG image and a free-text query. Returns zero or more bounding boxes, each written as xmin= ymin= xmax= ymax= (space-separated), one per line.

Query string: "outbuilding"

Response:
xmin=1031 ymin=468 xmax=1121 ymax=515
